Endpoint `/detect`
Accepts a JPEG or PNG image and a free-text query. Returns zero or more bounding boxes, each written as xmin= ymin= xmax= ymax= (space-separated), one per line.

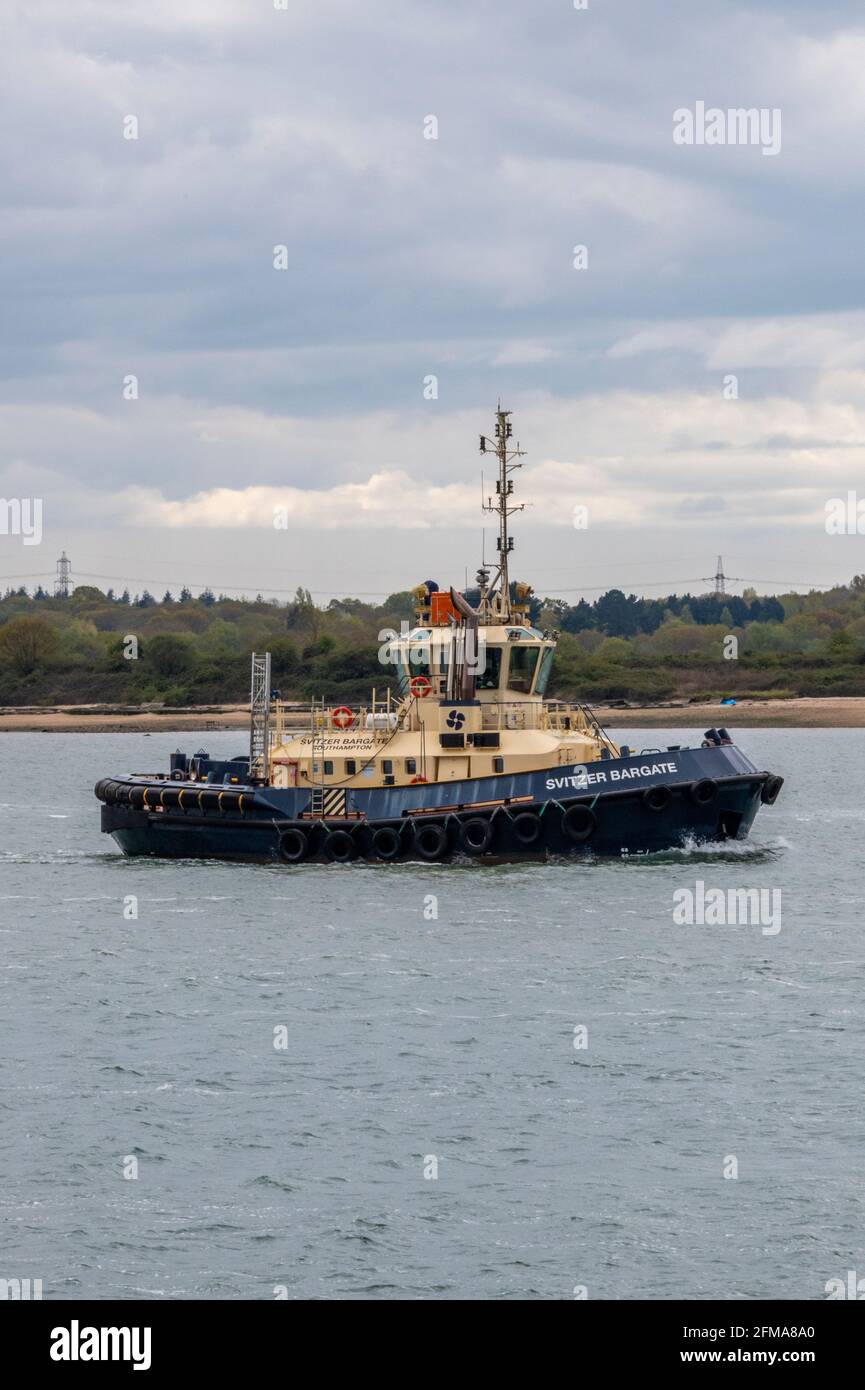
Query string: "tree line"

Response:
xmin=0 ymin=578 xmax=864 ymax=706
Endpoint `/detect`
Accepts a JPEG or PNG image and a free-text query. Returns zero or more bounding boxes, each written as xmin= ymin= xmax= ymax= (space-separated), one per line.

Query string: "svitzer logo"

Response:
xmin=50 ymin=1320 xmax=152 ymax=1371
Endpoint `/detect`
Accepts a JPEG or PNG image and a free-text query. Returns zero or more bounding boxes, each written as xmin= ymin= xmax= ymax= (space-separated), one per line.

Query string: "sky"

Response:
xmin=2 ymin=0 xmax=865 ymax=602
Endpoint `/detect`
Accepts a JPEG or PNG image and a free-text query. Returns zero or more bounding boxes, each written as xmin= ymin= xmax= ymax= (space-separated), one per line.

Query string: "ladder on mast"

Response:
xmin=249 ymin=651 xmax=272 ymax=782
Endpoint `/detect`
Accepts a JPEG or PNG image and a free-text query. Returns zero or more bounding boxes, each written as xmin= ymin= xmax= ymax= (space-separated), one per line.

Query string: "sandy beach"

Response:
xmin=595 ymin=697 xmax=865 ymax=728
xmin=0 ymin=705 xmax=255 ymax=734
xmin=1 ymin=697 xmax=864 ymax=732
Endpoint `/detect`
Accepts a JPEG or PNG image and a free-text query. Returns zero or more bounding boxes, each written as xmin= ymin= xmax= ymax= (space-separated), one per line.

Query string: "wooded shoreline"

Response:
xmin=1 ymin=697 xmax=863 ymax=732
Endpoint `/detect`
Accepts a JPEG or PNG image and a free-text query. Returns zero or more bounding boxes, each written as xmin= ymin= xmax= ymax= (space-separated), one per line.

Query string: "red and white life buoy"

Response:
xmin=410 ymin=675 xmax=431 ymax=699
xmin=332 ymin=706 xmax=355 ymax=730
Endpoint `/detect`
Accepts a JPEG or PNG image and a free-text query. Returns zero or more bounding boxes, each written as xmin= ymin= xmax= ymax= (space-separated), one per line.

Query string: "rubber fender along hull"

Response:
xmin=99 ymin=772 xmax=776 ymax=863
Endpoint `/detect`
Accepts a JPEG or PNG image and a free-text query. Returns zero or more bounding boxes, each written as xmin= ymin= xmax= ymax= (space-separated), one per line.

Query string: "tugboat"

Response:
xmin=95 ymin=407 xmax=783 ymax=863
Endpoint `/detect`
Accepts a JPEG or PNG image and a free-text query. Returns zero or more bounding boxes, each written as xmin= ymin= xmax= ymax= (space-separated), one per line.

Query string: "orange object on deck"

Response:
xmin=430 ymin=591 xmax=459 ymax=625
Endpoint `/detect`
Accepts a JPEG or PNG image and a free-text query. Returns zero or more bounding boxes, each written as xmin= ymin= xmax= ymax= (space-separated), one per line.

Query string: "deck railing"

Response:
xmin=268 ymin=695 xmax=615 ymax=748
xmin=270 ymin=693 xmax=411 ymax=745
xmin=477 ymin=699 xmax=614 ymax=742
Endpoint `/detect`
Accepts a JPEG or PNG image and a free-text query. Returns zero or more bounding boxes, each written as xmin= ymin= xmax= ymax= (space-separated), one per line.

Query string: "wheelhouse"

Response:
xmin=386 ymin=624 xmax=556 ymax=703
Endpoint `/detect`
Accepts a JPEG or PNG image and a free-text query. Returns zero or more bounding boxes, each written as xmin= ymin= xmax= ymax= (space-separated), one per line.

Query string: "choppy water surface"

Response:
xmin=1 ymin=728 xmax=863 ymax=1300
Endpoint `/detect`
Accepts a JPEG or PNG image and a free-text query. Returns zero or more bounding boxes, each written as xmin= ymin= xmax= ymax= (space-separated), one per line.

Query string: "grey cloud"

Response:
xmin=2 ymin=1 xmax=865 ymax=597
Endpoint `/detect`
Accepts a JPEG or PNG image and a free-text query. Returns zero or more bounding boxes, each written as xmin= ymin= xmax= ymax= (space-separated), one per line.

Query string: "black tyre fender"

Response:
xmin=689 ymin=778 xmax=717 ymax=806
xmin=512 ymin=811 xmax=543 ymax=845
xmin=279 ymin=827 xmax=308 ymax=863
xmin=460 ymin=817 xmax=493 ymax=854
xmin=761 ymin=774 xmax=784 ymax=805
xmin=372 ymin=825 xmax=402 ymax=861
xmin=562 ymin=803 xmax=597 ymax=842
xmin=642 ymin=784 xmax=672 ymax=813
xmin=325 ymin=828 xmax=357 ymax=863
xmin=413 ymin=822 xmax=448 ymax=861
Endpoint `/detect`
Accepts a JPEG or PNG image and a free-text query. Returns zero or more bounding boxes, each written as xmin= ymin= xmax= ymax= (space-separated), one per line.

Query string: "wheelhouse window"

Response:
xmin=391 ymin=630 xmax=440 ymax=695
xmin=406 ymin=758 xmax=417 ymax=774
xmin=393 ymin=649 xmax=431 ymax=694
xmin=345 ymin=760 xmax=357 ymax=775
xmin=535 ymin=646 xmax=554 ymax=696
xmin=475 ymin=645 xmax=502 ymax=691
xmin=493 ymin=756 xmax=504 ymax=773
xmin=323 ymin=760 xmax=333 ymax=775
xmin=409 ymin=651 xmax=429 ymax=676
xmin=382 ymin=759 xmax=393 ymax=774
xmin=507 ymin=645 xmax=540 ymax=693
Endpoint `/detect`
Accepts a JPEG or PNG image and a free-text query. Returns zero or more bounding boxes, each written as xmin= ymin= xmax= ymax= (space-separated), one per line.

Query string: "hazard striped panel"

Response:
xmin=322 ymin=788 xmax=347 ymax=817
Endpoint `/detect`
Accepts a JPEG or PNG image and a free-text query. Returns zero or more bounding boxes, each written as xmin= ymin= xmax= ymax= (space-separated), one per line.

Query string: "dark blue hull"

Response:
xmin=96 ymin=744 xmax=783 ymax=863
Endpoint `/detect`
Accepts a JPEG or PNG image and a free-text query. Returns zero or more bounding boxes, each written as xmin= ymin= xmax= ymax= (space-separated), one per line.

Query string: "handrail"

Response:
xmin=271 ymin=694 xmax=412 ymax=740
xmin=573 ymin=702 xmax=618 ymax=754
xmin=268 ymin=694 xmax=615 ymax=749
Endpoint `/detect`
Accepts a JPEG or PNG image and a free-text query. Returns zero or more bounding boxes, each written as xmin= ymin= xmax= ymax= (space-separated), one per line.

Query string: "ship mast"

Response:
xmin=478 ymin=403 xmax=525 ymax=621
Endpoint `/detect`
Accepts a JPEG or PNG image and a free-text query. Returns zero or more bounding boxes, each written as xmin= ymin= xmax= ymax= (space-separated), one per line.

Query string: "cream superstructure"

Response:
xmin=266 ymin=407 xmax=618 ymax=797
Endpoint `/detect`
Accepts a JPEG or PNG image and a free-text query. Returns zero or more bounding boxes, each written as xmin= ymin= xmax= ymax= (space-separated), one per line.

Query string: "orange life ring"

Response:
xmin=410 ymin=775 xmax=428 ymax=784
xmin=410 ymin=675 xmax=431 ymax=699
xmin=332 ymin=706 xmax=355 ymax=729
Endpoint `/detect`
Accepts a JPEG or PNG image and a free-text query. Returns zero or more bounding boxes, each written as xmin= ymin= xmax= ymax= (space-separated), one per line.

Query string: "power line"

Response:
xmin=0 ymin=572 xmax=55 ymax=581
xmin=0 ymin=569 xmax=399 ymax=598
xmin=540 ymin=579 xmax=828 ymax=593
xmin=72 ymin=571 xmax=398 ymax=596
xmin=0 ymin=568 xmax=848 ymax=596
xmin=56 ymin=553 xmax=426 ymax=579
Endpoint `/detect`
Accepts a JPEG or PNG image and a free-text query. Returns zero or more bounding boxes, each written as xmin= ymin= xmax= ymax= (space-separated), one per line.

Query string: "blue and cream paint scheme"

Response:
xmin=96 ymin=406 xmax=783 ymax=863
